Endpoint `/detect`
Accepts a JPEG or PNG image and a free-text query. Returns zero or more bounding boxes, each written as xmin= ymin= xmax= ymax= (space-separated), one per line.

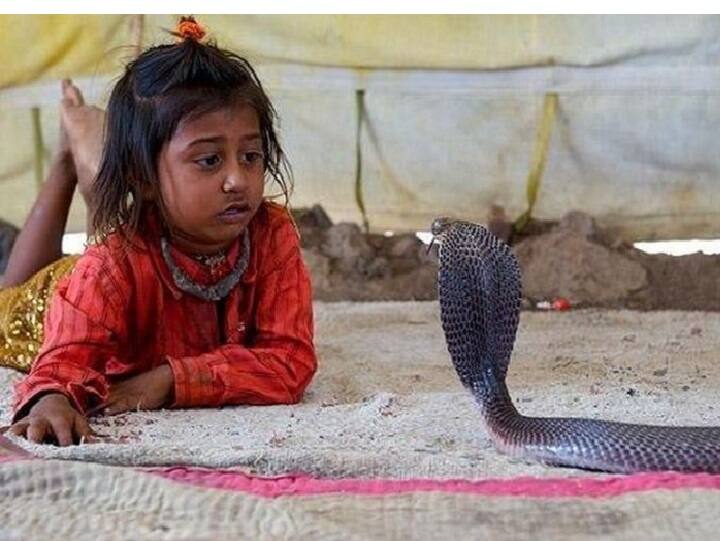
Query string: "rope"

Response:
xmin=31 ymin=107 xmax=44 ymax=190
xmin=354 ymin=89 xmax=370 ymax=233
xmin=513 ymin=92 xmax=558 ymax=233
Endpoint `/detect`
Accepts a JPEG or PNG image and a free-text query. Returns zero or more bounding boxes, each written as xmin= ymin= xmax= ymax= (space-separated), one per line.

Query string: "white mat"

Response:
xmin=2 ymin=302 xmax=719 ymax=479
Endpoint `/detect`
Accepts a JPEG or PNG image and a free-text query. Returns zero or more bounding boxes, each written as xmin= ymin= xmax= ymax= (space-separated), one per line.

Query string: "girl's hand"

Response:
xmin=104 ymin=364 xmax=174 ymax=415
xmin=8 ymin=393 xmax=94 ymax=446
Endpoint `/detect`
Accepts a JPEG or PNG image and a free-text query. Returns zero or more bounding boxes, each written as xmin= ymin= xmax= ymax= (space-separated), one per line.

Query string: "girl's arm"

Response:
xmin=12 ymin=245 xmax=130 ymax=421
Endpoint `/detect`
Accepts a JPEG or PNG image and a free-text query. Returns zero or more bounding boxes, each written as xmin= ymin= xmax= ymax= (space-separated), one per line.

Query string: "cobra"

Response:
xmin=432 ymin=217 xmax=720 ymax=473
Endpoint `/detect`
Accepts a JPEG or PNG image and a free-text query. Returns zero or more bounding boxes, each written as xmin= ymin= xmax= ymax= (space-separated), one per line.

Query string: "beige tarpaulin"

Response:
xmin=0 ymin=15 xmax=718 ymax=239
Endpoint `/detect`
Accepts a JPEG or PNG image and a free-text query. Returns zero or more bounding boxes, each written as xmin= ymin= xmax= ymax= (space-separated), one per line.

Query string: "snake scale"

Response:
xmin=432 ymin=217 xmax=720 ymax=473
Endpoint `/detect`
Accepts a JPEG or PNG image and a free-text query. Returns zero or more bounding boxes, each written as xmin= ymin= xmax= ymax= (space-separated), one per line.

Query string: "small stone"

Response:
xmin=653 ymin=368 xmax=668 ymax=377
xmin=558 ymin=211 xmax=597 ymax=238
xmin=301 ymin=248 xmax=331 ymax=291
xmin=292 ymin=204 xmax=332 ymax=230
xmin=515 ymin=230 xmax=648 ymax=304
xmin=388 ymin=235 xmax=421 ymax=259
xmin=364 ymin=256 xmax=391 ymax=279
xmin=321 ymin=223 xmax=373 ymax=260
xmin=487 ymin=205 xmax=513 ymax=243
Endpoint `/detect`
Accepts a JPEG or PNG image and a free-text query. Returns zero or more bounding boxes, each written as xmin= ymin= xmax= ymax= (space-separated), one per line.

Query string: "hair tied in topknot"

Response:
xmin=172 ymin=16 xmax=206 ymax=43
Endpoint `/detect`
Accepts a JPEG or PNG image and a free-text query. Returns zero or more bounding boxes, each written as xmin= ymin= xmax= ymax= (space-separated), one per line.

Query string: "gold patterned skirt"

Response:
xmin=0 ymin=256 xmax=79 ymax=372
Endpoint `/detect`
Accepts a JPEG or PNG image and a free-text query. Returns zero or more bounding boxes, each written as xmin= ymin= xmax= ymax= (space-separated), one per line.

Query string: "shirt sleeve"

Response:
xmin=12 ymin=247 xmax=130 ymax=421
xmin=166 ymin=224 xmax=316 ymax=408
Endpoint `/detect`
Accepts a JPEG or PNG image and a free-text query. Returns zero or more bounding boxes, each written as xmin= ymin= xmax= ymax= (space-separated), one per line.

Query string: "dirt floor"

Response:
xmin=1 ymin=206 xmax=717 ymax=310
xmin=294 ymin=206 xmax=720 ymax=310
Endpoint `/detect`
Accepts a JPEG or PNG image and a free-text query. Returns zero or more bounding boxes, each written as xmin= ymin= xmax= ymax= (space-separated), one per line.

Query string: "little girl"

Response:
xmin=4 ymin=17 xmax=316 ymax=446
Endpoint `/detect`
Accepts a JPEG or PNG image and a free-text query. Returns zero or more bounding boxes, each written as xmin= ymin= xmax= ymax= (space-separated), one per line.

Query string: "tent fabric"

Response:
xmin=0 ymin=15 xmax=718 ymax=239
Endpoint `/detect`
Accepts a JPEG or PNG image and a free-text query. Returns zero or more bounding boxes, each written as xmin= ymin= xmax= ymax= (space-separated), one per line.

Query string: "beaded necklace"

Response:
xmin=160 ymin=232 xmax=250 ymax=301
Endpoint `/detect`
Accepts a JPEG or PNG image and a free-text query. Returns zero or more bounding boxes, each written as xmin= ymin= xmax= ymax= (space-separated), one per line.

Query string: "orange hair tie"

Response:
xmin=174 ymin=16 xmax=206 ymax=43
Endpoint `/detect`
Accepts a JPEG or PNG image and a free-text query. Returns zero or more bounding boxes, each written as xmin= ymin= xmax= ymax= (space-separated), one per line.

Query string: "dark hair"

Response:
xmin=92 ymin=36 xmax=291 ymax=243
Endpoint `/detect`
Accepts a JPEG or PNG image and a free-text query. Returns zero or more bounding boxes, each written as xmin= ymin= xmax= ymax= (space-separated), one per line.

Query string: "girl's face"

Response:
xmin=157 ymin=103 xmax=265 ymax=255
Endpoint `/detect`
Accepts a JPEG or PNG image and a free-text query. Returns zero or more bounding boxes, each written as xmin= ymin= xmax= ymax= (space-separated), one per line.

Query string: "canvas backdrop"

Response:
xmin=0 ymin=15 xmax=718 ymax=240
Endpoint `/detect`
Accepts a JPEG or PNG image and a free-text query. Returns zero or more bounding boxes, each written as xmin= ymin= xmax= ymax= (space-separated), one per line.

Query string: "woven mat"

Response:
xmin=2 ymin=303 xmax=720 ymax=539
xmin=2 ymin=456 xmax=720 ymax=540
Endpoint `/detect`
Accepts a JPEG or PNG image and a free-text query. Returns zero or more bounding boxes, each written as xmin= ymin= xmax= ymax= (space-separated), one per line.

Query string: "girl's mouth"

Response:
xmin=217 ymin=203 xmax=252 ymax=224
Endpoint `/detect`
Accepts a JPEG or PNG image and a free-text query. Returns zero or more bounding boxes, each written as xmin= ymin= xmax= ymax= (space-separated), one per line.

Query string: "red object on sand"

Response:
xmin=552 ymin=298 xmax=571 ymax=311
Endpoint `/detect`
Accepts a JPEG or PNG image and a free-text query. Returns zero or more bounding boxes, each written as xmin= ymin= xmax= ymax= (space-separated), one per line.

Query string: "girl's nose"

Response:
xmin=222 ymin=165 xmax=246 ymax=194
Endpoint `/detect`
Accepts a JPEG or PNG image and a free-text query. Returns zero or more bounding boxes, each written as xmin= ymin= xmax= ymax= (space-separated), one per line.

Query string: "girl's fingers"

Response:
xmin=67 ymin=81 xmax=85 ymax=106
xmin=93 ymin=389 xmax=120 ymax=415
xmin=104 ymin=400 xmax=120 ymax=415
xmin=61 ymin=78 xmax=84 ymax=107
xmin=48 ymin=417 xmax=73 ymax=447
xmin=26 ymin=419 xmax=49 ymax=444
xmin=105 ymin=393 xmax=136 ymax=415
xmin=73 ymin=415 xmax=94 ymax=442
xmin=105 ymin=404 xmax=123 ymax=416
xmin=85 ymin=402 xmax=109 ymax=417
xmin=61 ymin=80 xmax=75 ymax=108
xmin=7 ymin=422 xmax=28 ymax=437
xmin=102 ymin=389 xmax=146 ymax=415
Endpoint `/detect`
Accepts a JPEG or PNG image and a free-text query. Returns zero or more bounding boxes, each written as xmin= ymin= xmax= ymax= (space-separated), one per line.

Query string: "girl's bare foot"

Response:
xmin=58 ymin=81 xmax=74 ymax=160
xmin=60 ymin=79 xmax=105 ymax=206
xmin=44 ymin=80 xmax=77 ymax=193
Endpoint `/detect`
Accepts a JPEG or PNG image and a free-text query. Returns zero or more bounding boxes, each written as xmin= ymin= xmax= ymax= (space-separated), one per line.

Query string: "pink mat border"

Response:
xmin=3 ymin=433 xmax=720 ymax=500
xmin=0 ymin=434 xmax=32 ymax=460
xmin=148 ymin=466 xmax=720 ymax=500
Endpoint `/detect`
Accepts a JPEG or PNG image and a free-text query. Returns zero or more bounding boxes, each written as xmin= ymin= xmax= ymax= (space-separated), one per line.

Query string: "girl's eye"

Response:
xmin=195 ymin=155 xmax=222 ymax=169
xmin=241 ymin=151 xmax=264 ymax=165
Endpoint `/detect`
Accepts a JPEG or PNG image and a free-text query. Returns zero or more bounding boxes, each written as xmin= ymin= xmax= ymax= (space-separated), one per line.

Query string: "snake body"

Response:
xmin=433 ymin=218 xmax=720 ymax=473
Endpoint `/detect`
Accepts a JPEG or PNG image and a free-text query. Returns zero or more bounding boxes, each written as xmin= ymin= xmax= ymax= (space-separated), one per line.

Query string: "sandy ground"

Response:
xmin=1 ymin=302 xmax=719 ymax=479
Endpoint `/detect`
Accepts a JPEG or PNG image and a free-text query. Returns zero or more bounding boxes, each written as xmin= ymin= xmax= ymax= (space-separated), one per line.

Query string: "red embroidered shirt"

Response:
xmin=13 ymin=202 xmax=316 ymax=419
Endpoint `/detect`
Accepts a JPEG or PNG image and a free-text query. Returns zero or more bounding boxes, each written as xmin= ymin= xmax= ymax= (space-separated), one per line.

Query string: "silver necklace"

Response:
xmin=160 ymin=232 xmax=250 ymax=301
xmin=192 ymin=251 xmax=227 ymax=269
